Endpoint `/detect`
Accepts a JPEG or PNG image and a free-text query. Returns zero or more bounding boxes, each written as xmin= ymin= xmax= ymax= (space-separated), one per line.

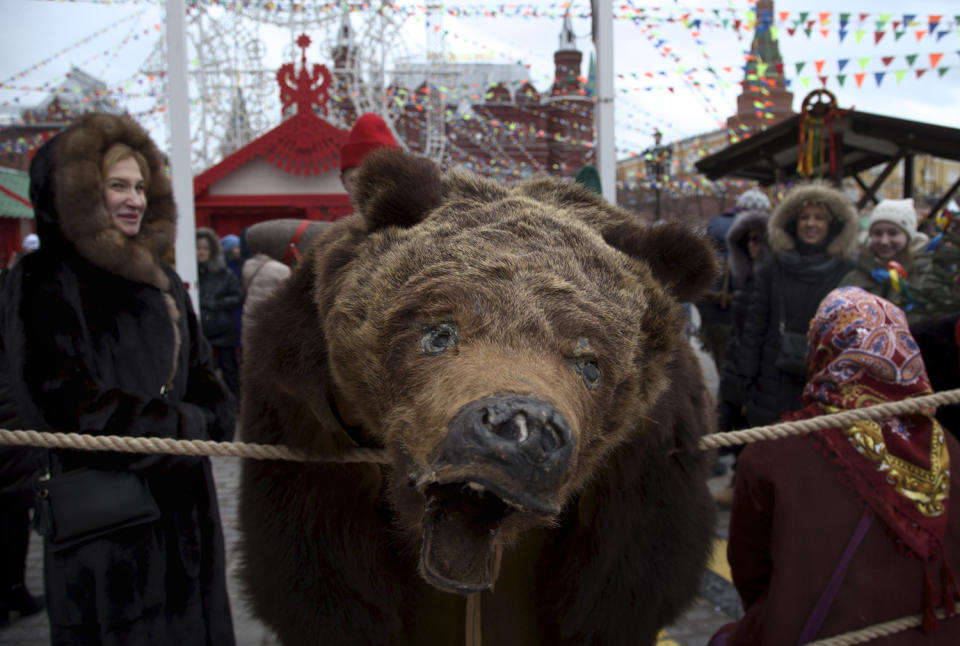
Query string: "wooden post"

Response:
xmin=856 ymin=151 xmax=904 ymax=210
xmin=903 ymin=154 xmax=915 ymax=199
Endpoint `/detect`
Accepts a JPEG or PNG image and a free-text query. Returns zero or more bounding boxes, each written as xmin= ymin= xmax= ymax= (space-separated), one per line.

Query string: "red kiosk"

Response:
xmin=193 ymin=35 xmax=351 ymax=236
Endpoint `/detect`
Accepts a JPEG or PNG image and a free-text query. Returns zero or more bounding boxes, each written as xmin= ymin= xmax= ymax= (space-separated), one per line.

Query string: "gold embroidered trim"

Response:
xmin=825 ymin=404 xmax=950 ymax=517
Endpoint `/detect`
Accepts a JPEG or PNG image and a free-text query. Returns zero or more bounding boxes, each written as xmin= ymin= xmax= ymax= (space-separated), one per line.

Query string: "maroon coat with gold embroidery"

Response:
xmin=712 ymin=431 xmax=960 ymax=645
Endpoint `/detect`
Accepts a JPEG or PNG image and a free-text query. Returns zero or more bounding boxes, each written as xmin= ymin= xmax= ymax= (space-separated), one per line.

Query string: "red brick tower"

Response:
xmin=726 ymin=0 xmax=794 ymax=134
xmin=547 ymin=11 xmax=593 ymax=174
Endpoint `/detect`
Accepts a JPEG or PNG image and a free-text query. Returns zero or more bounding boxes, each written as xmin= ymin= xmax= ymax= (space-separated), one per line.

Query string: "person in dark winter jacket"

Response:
xmin=713 ymin=204 xmax=772 ymax=506
xmin=717 ymin=201 xmax=772 ymax=431
xmin=0 ymin=113 xmax=236 ymax=645
xmin=0 ymin=232 xmax=46 ymax=624
xmin=698 ymin=189 xmax=772 ymax=364
xmin=911 ymin=311 xmax=960 ymax=440
xmin=196 ymin=228 xmax=243 ymax=396
xmin=736 ymin=181 xmax=858 ymax=427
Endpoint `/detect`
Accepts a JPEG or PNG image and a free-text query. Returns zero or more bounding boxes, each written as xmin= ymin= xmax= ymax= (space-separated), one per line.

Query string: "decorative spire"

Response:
xmin=337 ymin=4 xmax=353 ymax=48
xmin=558 ymin=9 xmax=577 ymax=51
xmin=552 ymin=10 xmax=584 ymax=96
xmin=220 ymin=86 xmax=253 ymax=158
xmin=726 ymin=0 xmax=794 ymax=133
xmin=277 ymin=33 xmax=333 ymax=117
xmin=748 ymin=0 xmax=784 ymax=80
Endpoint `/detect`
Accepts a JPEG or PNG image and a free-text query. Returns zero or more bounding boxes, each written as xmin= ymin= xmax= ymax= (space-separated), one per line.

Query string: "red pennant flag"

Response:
xmin=734 ymin=19 xmax=741 ymax=30
xmin=929 ymin=52 xmax=943 ymax=68
xmin=819 ymin=76 xmax=828 ymax=86
xmin=855 ymin=72 xmax=866 ymax=87
xmin=815 ymin=60 xmax=826 ymax=73
xmin=775 ymin=63 xmax=785 ymax=76
xmin=882 ymin=56 xmax=894 ymax=66
xmin=916 ymin=68 xmax=927 ymax=79
xmin=875 ymin=31 xmax=886 ymax=44
xmin=787 ymin=27 xmax=796 ymax=36
xmin=859 ymin=13 xmax=869 ymax=21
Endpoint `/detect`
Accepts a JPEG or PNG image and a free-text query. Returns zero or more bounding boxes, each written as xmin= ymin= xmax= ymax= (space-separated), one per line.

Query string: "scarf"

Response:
xmin=782 ymin=286 xmax=958 ymax=631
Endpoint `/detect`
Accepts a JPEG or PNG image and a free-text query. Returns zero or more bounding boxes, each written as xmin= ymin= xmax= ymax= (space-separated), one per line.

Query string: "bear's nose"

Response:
xmin=439 ymin=395 xmax=574 ymax=492
xmin=483 ymin=402 xmax=569 ymax=458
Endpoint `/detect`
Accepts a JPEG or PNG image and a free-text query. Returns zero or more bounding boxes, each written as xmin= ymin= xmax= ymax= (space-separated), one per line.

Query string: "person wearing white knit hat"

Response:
xmin=868 ymin=198 xmax=919 ymax=260
xmin=840 ymin=197 xmax=934 ymax=319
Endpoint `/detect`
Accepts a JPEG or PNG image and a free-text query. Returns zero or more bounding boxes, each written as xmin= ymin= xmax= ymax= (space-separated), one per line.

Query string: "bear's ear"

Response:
xmin=353 ymin=149 xmax=444 ymax=231
xmin=604 ymin=220 xmax=720 ymax=302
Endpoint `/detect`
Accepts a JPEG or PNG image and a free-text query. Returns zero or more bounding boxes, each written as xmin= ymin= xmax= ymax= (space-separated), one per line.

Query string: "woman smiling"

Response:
xmin=735 ymin=181 xmax=858 ymax=427
xmin=840 ymin=198 xmax=933 ymax=320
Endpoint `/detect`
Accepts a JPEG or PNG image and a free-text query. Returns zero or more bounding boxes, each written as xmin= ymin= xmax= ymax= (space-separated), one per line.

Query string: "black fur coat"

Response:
xmin=0 ymin=114 xmax=236 ymax=645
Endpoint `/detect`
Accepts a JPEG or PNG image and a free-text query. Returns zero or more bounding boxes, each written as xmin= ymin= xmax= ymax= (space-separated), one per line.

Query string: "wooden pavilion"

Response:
xmin=695 ymin=90 xmax=960 ymax=214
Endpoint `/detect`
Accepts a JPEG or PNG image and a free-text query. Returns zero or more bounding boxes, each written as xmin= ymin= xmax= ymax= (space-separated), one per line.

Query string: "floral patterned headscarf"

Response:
xmin=783 ymin=286 xmax=957 ymax=629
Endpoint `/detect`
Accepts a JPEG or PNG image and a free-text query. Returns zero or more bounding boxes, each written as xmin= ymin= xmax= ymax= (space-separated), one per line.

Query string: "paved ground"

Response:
xmin=0 ymin=453 xmax=739 ymax=646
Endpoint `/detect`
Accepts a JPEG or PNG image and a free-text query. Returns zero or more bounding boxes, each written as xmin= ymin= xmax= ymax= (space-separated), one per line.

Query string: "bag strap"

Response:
xmin=719 ymin=262 xmax=732 ymax=309
xmin=282 ymin=219 xmax=312 ymax=266
xmin=797 ymin=508 xmax=874 ymax=644
xmin=778 ymin=275 xmax=788 ymax=336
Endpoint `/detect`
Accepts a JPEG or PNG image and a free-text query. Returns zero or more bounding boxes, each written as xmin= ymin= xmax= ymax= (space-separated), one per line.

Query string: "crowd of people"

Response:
xmin=0 ymin=105 xmax=957 ymax=643
xmin=696 ymin=180 xmax=960 ymax=642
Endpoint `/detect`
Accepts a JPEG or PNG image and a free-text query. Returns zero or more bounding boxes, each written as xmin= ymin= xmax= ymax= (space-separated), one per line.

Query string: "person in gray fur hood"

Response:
xmin=734 ymin=181 xmax=859 ymax=427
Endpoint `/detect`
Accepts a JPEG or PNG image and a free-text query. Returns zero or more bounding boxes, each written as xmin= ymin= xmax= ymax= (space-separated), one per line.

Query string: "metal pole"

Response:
xmin=165 ymin=0 xmax=198 ymax=312
xmin=593 ymin=0 xmax=615 ymax=204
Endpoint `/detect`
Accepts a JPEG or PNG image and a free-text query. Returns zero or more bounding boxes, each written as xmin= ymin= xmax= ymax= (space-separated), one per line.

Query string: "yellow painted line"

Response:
xmin=656 ymin=629 xmax=680 ymax=645
xmin=708 ymin=537 xmax=732 ymax=583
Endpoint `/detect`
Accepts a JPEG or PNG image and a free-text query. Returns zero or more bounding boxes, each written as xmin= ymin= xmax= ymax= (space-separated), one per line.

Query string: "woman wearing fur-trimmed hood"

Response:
xmin=0 ymin=113 xmax=236 ymax=644
xmin=735 ymin=181 xmax=858 ymax=427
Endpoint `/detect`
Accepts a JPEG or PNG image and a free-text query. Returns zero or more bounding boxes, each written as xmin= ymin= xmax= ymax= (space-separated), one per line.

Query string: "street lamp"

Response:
xmin=644 ymin=130 xmax=672 ymax=221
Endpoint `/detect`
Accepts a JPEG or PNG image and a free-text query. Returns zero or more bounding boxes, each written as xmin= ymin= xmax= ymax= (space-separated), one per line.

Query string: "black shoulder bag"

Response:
xmin=774 ymin=287 xmax=810 ymax=378
xmin=34 ymin=451 xmax=161 ymax=552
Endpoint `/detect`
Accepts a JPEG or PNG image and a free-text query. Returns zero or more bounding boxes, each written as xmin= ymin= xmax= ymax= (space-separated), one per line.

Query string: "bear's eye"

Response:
xmin=421 ymin=321 xmax=459 ymax=356
xmin=571 ymin=358 xmax=601 ymax=391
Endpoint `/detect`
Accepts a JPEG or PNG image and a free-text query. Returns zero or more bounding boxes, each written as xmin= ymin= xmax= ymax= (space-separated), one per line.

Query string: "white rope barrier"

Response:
xmin=2 ymin=389 xmax=958 ymax=462
xmin=2 ymin=387 xmax=959 ymax=645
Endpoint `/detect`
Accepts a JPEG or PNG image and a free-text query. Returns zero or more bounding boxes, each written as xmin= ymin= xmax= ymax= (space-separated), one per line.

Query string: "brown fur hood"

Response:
xmin=29 ymin=113 xmax=176 ymax=291
xmin=767 ymin=181 xmax=859 ymax=257
xmin=726 ymin=208 xmax=770 ymax=283
xmin=196 ymin=226 xmax=226 ymax=270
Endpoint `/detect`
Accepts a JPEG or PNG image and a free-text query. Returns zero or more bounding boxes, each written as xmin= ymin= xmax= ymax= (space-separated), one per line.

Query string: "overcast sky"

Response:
xmin=0 ymin=0 xmax=956 ymax=162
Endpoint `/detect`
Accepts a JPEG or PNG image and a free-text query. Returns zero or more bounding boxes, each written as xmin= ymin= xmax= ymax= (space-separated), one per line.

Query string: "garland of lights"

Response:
xmin=3 ymin=2 xmax=958 ymax=166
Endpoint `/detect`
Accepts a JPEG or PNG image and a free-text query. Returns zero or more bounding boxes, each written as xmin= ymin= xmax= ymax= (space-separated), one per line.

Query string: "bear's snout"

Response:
xmin=427 ymin=394 xmax=574 ymax=513
xmin=466 ymin=395 xmax=572 ymax=463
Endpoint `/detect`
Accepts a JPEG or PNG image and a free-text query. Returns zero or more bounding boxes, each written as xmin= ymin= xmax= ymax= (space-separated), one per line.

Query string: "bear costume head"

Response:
xmin=239 ymin=149 xmax=719 ymax=645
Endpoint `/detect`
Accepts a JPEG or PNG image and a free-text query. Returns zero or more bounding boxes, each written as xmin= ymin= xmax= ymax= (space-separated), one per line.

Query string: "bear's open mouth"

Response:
xmin=420 ymin=481 xmax=516 ymax=594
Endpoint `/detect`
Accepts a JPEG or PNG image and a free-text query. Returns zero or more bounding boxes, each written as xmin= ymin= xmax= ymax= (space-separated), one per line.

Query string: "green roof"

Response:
xmin=0 ymin=167 xmax=33 ymax=219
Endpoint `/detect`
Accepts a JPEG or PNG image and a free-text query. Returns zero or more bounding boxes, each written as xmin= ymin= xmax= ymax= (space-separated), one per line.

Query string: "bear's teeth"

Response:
xmin=513 ymin=414 xmax=529 ymax=443
xmin=466 ymin=482 xmax=486 ymax=494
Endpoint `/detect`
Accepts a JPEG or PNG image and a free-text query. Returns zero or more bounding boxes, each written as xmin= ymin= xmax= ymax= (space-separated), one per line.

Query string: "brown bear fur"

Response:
xmin=238 ymin=149 xmax=719 ymax=645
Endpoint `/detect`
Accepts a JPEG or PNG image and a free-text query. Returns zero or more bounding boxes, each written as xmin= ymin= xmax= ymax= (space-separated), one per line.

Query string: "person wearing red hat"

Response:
xmin=339 ymin=113 xmax=399 ymax=202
